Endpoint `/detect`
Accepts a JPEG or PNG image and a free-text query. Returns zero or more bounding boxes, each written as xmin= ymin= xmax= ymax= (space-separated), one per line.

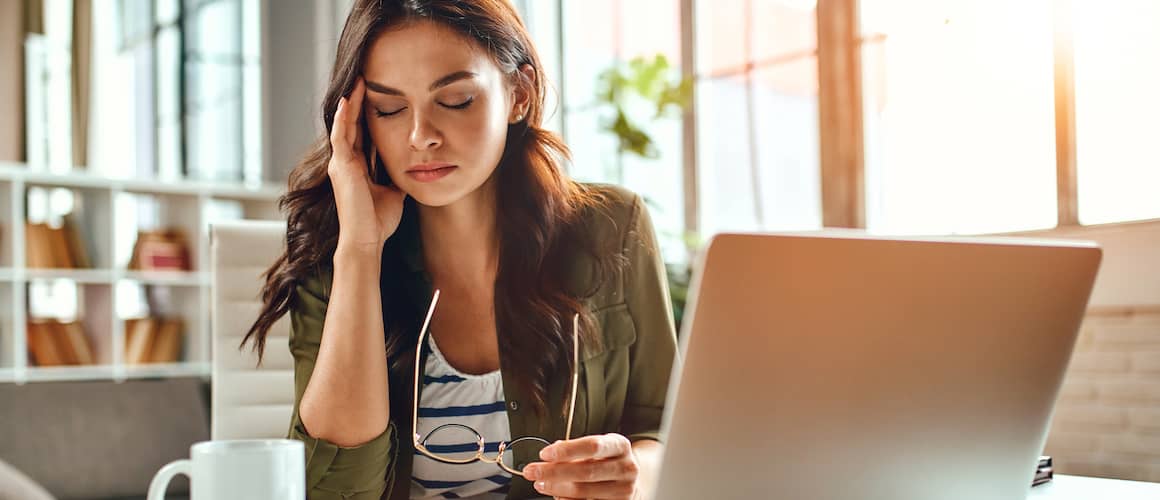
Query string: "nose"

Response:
xmin=409 ymin=111 xmax=443 ymax=151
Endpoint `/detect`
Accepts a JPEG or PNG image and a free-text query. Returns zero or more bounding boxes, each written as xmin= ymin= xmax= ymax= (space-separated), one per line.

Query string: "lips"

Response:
xmin=405 ymin=162 xmax=458 ymax=183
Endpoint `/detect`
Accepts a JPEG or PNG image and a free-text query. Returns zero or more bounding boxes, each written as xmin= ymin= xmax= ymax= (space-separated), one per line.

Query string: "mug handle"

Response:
xmin=147 ymin=459 xmax=192 ymax=500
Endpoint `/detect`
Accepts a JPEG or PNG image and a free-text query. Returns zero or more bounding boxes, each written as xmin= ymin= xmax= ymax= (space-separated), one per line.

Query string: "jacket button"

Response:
xmin=508 ymin=400 xmax=520 ymax=411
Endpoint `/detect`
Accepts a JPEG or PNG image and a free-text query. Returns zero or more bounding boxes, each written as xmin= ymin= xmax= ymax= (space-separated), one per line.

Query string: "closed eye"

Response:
xmin=375 ymin=107 xmax=405 ymax=117
xmin=440 ymin=96 xmax=474 ymax=110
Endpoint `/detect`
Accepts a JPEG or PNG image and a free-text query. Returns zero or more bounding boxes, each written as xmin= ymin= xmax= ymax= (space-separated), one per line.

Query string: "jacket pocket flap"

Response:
xmin=584 ymin=303 xmax=637 ymax=361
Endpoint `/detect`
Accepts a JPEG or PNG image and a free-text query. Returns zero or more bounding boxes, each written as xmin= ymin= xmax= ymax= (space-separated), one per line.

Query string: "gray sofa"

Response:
xmin=0 ymin=378 xmax=209 ymax=500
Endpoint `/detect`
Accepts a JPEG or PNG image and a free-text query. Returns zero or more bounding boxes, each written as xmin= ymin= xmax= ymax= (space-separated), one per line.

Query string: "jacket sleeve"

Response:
xmin=619 ymin=195 xmax=680 ymax=442
xmin=288 ymin=269 xmax=397 ymax=499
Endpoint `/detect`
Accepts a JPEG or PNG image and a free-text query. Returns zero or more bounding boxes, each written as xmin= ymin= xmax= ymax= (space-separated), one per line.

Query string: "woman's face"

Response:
xmin=361 ymin=20 xmax=526 ymax=207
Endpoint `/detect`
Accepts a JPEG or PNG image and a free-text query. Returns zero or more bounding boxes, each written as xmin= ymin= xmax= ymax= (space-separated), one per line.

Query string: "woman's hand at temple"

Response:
xmin=329 ymin=76 xmax=406 ymax=255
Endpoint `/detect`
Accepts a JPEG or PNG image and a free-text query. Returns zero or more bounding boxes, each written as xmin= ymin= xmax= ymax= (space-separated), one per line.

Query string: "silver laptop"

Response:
xmin=651 ymin=232 xmax=1102 ymax=500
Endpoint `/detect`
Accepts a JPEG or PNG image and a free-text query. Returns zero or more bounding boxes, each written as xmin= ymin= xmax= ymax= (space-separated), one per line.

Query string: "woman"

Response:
xmin=244 ymin=1 xmax=677 ymax=499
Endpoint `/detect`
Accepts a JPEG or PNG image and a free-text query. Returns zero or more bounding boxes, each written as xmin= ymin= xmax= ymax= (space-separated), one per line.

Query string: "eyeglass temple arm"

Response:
xmin=565 ymin=313 xmax=579 ymax=441
xmin=412 ymin=289 xmax=442 ymax=442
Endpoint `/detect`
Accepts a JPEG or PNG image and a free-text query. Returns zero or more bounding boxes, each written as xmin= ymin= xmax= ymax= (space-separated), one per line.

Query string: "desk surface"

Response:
xmin=1028 ymin=474 xmax=1160 ymax=499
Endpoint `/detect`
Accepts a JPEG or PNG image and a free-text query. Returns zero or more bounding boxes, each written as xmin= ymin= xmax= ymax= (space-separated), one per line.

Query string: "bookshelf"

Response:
xmin=0 ymin=162 xmax=283 ymax=384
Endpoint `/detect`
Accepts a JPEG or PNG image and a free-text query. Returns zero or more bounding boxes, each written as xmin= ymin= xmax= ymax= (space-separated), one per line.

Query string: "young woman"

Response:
xmin=245 ymin=1 xmax=677 ymax=499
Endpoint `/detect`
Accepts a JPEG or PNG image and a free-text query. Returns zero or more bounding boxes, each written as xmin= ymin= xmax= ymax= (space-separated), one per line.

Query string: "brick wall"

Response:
xmin=1019 ymin=220 xmax=1160 ymax=482
xmin=1045 ymin=307 xmax=1160 ymax=481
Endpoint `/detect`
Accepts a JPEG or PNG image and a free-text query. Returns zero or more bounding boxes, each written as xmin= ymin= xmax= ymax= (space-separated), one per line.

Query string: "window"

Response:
xmin=694 ymin=0 xmax=822 ymax=237
xmin=860 ymin=0 xmax=1058 ymax=235
xmin=1072 ymin=0 xmax=1160 ymax=225
xmin=523 ymin=0 xmax=686 ymax=262
xmin=92 ymin=0 xmax=258 ymax=182
xmin=184 ymin=0 xmax=256 ymax=182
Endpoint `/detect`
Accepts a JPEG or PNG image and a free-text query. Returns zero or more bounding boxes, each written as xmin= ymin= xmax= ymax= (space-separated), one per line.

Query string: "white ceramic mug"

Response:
xmin=148 ymin=439 xmax=305 ymax=500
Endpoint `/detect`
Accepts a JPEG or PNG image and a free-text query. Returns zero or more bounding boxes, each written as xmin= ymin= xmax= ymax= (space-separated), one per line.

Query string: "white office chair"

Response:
xmin=210 ymin=220 xmax=295 ymax=440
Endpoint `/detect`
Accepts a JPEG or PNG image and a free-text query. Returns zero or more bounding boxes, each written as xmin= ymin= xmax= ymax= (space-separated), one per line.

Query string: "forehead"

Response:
xmin=362 ymin=19 xmax=502 ymax=89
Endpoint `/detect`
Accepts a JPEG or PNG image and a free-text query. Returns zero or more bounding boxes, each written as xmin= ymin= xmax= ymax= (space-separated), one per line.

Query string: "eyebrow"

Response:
xmin=364 ymin=71 xmax=478 ymax=96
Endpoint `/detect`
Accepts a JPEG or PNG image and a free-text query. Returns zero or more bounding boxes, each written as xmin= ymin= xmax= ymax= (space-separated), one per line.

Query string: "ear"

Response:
xmin=509 ymin=64 xmax=536 ymax=124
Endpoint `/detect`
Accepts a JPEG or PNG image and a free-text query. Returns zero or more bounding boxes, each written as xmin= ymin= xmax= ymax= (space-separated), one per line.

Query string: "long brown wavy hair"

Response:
xmin=242 ymin=0 xmax=619 ymax=419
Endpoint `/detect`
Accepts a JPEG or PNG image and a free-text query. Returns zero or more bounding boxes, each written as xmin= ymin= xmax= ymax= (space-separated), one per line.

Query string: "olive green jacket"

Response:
xmin=286 ymin=184 xmax=678 ymax=499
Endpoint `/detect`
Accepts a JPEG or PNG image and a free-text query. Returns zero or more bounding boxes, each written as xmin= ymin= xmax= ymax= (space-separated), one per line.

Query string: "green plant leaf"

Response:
xmin=604 ymin=109 xmax=658 ymax=158
xmin=594 ymin=52 xmax=693 ymax=160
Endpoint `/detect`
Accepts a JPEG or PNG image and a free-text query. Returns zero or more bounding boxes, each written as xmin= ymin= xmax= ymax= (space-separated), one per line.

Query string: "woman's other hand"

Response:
xmin=523 ymin=433 xmax=644 ymax=500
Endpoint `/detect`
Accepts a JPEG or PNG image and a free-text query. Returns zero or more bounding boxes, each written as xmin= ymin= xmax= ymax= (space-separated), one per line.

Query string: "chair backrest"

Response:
xmin=210 ymin=220 xmax=294 ymax=440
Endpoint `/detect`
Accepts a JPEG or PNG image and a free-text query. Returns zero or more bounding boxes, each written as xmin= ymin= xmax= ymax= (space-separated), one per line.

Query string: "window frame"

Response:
xmin=549 ymin=0 xmax=1152 ymax=237
xmin=840 ymin=0 xmax=1152 ymax=230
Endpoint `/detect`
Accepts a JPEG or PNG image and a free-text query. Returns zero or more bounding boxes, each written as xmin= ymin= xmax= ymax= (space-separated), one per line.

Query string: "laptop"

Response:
xmin=651 ymin=232 xmax=1102 ymax=500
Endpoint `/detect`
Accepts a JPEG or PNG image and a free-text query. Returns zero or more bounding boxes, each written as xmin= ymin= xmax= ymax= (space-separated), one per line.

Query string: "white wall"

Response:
xmin=1018 ymin=221 xmax=1160 ymax=309
xmin=261 ymin=0 xmax=355 ymax=183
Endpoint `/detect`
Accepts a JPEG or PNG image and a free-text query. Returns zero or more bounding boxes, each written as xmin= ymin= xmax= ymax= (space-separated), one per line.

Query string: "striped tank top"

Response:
xmin=410 ymin=335 xmax=512 ymax=499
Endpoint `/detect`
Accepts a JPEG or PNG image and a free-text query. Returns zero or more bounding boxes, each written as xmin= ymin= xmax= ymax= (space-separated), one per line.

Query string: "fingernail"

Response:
xmin=534 ymin=481 xmax=547 ymax=492
xmin=523 ymin=465 xmax=539 ymax=480
xmin=539 ymin=448 xmax=555 ymax=460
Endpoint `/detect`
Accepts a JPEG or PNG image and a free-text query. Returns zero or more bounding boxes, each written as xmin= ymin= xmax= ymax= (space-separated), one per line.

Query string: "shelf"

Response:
xmin=26 ymin=268 xmax=116 ymax=284
xmin=18 ymin=269 xmax=209 ymax=286
xmin=0 ymin=163 xmax=282 ymax=200
xmin=0 ymin=362 xmax=211 ymax=383
xmin=120 ymin=270 xmax=207 ymax=286
xmin=121 ymin=362 xmax=212 ymax=379
xmin=2 ymin=162 xmax=280 ymax=385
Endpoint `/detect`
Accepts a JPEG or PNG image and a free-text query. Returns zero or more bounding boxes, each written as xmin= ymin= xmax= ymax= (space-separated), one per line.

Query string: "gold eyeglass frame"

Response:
xmin=411 ymin=289 xmax=580 ymax=477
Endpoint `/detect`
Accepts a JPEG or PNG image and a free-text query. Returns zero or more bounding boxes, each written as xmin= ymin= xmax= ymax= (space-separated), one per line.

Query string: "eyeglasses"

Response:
xmin=411 ymin=289 xmax=580 ymax=477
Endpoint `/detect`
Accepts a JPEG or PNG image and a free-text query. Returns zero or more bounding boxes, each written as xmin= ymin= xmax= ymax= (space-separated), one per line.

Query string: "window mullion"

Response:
xmin=816 ymin=0 xmax=865 ymax=229
xmin=680 ymin=0 xmax=699 ymax=241
xmin=1052 ymin=0 xmax=1079 ymax=227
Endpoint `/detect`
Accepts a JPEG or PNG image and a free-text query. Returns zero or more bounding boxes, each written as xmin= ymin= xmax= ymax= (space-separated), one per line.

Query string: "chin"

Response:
xmin=399 ymin=182 xmax=470 ymax=208
xmin=397 ymin=165 xmax=499 ymax=208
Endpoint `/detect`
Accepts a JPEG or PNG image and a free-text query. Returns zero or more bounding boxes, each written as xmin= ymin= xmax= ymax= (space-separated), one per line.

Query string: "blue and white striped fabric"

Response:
xmin=410 ymin=335 xmax=512 ymax=499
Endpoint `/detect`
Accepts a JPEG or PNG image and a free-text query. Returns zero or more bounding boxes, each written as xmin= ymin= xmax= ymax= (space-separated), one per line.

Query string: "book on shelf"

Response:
xmin=124 ymin=317 xmax=156 ymax=365
xmin=59 ymin=321 xmax=95 ymax=365
xmin=149 ymin=318 xmax=184 ymax=363
xmin=61 ymin=213 xmax=92 ymax=268
xmin=26 ymin=321 xmax=65 ymax=366
xmin=25 ymin=223 xmax=56 ymax=268
xmin=124 ymin=317 xmax=184 ymax=364
xmin=26 ymin=319 xmax=95 ymax=366
xmin=128 ymin=229 xmax=191 ymax=271
xmin=24 ymin=219 xmax=90 ymax=269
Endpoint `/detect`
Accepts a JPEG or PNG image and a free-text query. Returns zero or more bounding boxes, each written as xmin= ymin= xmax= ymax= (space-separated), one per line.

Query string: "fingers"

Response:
xmin=533 ymin=479 xmax=635 ymax=499
xmin=541 ymin=434 xmax=632 ymax=462
xmin=524 ymin=458 xmax=638 ymax=483
xmin=349 ymin=77 xmax=366 ymax=151
xmin=329 ymin=77 xmax=367 ymax=163
xmin=526 ymin=435 xmax=639 ymax=500
xmin=329 ymin=99 xmax=348 ymax=160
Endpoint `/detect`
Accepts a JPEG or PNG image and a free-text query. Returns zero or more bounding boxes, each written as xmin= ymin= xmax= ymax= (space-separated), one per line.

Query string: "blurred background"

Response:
xmin=0 ymin=1 xmax=1158 ymax=498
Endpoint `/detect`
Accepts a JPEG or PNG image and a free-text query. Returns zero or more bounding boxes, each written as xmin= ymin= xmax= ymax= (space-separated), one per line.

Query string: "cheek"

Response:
xmin=455 ymin=96 xmax=511 ymax=153
xmin=365 ymin=121 xmax=407 ymax=166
